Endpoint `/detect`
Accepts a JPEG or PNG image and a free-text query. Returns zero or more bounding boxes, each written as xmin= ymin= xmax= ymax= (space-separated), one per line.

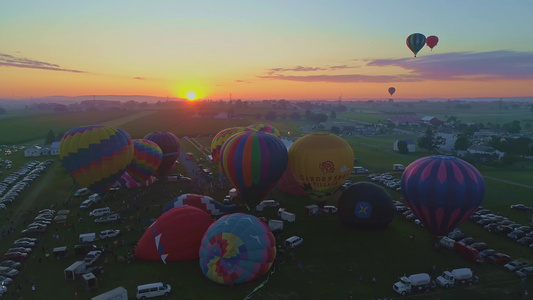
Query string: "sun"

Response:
xmin=186 ymin=91 xmax=197 ymax=101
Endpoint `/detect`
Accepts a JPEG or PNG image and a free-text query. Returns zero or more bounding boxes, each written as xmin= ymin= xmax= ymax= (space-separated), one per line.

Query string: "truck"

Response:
xmin=279 ymin=209 xmax=296 ymax=222
xmin=91 ymin=286 xmax=128 ymax=300
xmin=392 ymin=273 xmax=435 ymax=296
xmin=436 ymin=268 xmax=478 ymax=288
xmin=64 ymin=261 xmax=87 ymax=280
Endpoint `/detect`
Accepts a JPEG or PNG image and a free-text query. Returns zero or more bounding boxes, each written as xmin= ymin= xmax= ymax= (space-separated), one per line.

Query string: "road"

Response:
xmin=484 ymin=176 xmax=533 ymax=190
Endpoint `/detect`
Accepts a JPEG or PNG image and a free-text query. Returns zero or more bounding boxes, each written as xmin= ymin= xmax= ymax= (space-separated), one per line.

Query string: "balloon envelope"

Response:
xmin=126 ymin=139 xmax=162 ymax=183
xmin=59 ymin=125 xmax=133 ymax=192
xmin=199 ymin=213 xmax=276 ymax=285
xmin=116 ymin=172 xmax=157 ymax=188
xmin=246 ymin=124 xmax=281 ymax=138
xmin=144 ymin=132 xmax=180 ymax=177
xmin=288 ymin=133 xmax=354 ymax=202
xmin=338 ymin=182 xmax=394 ymax=229
xmin=406 ymin=33 xmax=426 ymax=57
xmin=135 ymin=206 xmax=214 ymax=263
xmin=400 ymin=155 xmax=485 ymax=236
xmin=276 ymin=166 xmax=308 ymax=196
xmin=211 ymin=127 xmax=253 ymax=171
xmin=163 ymin=193 xmax=238 ymax=216
xmin=426 ymin=35 xmax=439 ymax=50
xmin=388 ymin=87 xmax=396 ymax=96
xmin=220 ymin=131 xmax=288 ymax=209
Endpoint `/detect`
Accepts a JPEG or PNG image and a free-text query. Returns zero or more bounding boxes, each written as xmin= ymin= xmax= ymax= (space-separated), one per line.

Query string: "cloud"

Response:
xmin=259 ymin=51 xmax=533 ymax=83
xmin=235 ymin=80 xmax=251 ymax=83
xmin=266 ymin=64 xmax=359 ymax=75
xmin=0 ymin=53 xmax=87 ymax=73
xmin=133 ymin=77 xmax=147 ymax=80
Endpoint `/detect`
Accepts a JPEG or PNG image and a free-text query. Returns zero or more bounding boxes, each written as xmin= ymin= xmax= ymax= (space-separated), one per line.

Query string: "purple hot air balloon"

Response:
xmin=144 ymin=132 xmax=180 ymax=177
xmin=400 ymin=155 xmax=485 ymax=236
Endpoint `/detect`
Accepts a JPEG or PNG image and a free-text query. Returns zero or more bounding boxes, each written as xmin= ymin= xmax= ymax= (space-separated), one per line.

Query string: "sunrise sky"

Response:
xmin=1 ymin=0 xmax=532 ymax=100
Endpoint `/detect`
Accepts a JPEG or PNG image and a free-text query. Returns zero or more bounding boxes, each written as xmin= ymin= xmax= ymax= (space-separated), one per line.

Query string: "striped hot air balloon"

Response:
xmin=126 ymin=139 xmax=162 ymax=184
xmin=59 ymin=125 xmax=133 ymax=192
xmin=210 ymin=127 xmax=254 ymax=171
xmin=401 ymin=155 xmax=485 ymax=236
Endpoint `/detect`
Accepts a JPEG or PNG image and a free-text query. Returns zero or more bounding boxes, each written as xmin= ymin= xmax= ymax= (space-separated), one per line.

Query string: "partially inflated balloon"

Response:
xmin=199 ymin=213 xmax=276 ymax=285
xmin=59 ymin=125 xmax=133 ymax=192
xmin=144 ymin=132 xmax=180 ymax=177
xmin=288 ymin=133 xmax=354 ymax=203
xmin=163 ymin=193 xmax=238 ymax=216
xmin=211 ymin=127 xmax=253 ymax=171
xmin=388 ymin=87 xmax=396 ymax=96
xmin=127 ymin=139 xmax=162 ymax=183
xmin=116 ymin=172 xmax=157 ymax=188
xmin=406 ymin=33 xmax=426 ymax=57
xmin=247 ymin=124 xmax=281 ymax=138
xmin=426 ymin=35 xmax=439 ymax=50
xmin=135 ymin=206 xmax=214 ymax=263
xmin=220 ymin=131 xmax=288 ymax=209
xmin=401 ymin=155 xmax=485 ymax=236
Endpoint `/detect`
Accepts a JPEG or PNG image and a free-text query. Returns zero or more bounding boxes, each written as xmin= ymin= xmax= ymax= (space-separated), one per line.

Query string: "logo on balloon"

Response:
xmin=355 ymin=201 xmax=372 ymax=219
xmin=319 ymin=161 xmax=335 ymax=174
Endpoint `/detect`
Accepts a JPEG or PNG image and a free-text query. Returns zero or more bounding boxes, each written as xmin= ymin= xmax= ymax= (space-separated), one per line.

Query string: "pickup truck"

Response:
xmin=94 ymin=214 xmax=120 ymax=224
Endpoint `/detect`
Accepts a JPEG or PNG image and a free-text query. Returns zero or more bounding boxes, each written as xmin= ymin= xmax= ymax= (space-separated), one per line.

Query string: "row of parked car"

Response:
xmin=367 ymin=173 xmax=402 ymax=191
xmin=470 ymin=207 xmax=533 ymax=248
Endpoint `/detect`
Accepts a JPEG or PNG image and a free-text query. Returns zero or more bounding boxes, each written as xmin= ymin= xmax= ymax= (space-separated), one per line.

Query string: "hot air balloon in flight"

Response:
xmin=135 ymin=206 xmax=214 ymax=263
xmin=246 ymin=124 xmax=281 ymax=138
xmin=388 ymin=87 xmax=396 ymax=96
xmin=220 ymin=131 xmax=288 ymax=209
xmin=144 ymin=132 xmax=180 ymax=177
xmin=426 ymin=35 xmax=439 ymax=50
xmin=406 ymin=33 xmax=426 ymax=57
xmin=199 ymin=213 xmax=276 ymax=285
xmin=126 ymin=139 xmax=163 ymax=184
xmin=59 ymin=125 xmax=134 ymax=193
xmin=400 ymin=155 xmax=485 ymax=236
xmin=211 ymin=127 xmax=254 ymax=171
xmin=288 ymin=133 xmax=354 ymax=203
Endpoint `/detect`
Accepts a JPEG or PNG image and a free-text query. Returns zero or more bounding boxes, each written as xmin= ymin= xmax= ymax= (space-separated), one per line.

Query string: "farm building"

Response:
xmin=421 ymin=116 xmax=443 ymax=126
xmin=388 ymin=117 xmax=421 ymax=126
xmin=393 ymin=139 xmax=416 ymax=153
xmin=23 ymin=142 xmax=60 ymax=157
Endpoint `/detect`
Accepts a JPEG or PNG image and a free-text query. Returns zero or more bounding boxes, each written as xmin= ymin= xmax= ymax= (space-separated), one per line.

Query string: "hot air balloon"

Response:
xmin=338 ymin=182 xmax=395 ymax=229
xmin=288 ymin=133 xmax=354 ymax=203
xmin=406 ymin=33 xmax=426 ymax=57
xmin=276 ymin=166 xmax=308 ymax=196
xmin=199 ymin=213 xmax=276 ymax=285
xmin=426 ymin=35 xmax=439 ymax=50
xmin=211 ymin=127 xmax=254 ymax=171
xmin=400 ymin=155 xmax=485 ymax=236
xmin=59 ymin=125 xmax=133 ymax=193
xmin=126 ymin=139 xmax=163 ymax=184
xmin=115 ymin=172 xmax=157 ymax=189
xmin=246 ymin=124 xmax=281 ymax=138
xmin=388 ymin=87 xmax=396 ymax=96
xmin=144 ymin=132 xmax=180 ymax=177
xmin=162 ymin=193 xmax=238 ymax=216
xmin=220 ymin=131 xmax=288 ymax=209
xmin=135 ymin=206 xmax=214 ymax=263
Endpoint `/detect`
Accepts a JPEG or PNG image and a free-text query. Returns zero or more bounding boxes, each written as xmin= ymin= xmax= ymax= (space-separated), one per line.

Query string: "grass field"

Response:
xmin=0 ymin=105 xmax=532 ymax=299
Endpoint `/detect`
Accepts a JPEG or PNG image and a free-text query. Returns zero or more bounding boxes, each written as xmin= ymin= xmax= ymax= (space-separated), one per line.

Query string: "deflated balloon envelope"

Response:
xmin=338 ymin=182 xmax=394 ymax=229
xmin=162 ymin=193 xmax=238 ymax=216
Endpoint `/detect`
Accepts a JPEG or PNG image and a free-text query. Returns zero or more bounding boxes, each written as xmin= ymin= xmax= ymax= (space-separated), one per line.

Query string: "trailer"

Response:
xmin=91 ymin=286 xmax=128 ymax=300
xmin=64 ymin=261 xmax=87 ymax=280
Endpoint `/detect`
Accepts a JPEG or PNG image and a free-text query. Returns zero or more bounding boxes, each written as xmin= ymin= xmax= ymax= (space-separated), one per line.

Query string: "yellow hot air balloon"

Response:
xmin=288 ymin=133 xmax=354 ymax=202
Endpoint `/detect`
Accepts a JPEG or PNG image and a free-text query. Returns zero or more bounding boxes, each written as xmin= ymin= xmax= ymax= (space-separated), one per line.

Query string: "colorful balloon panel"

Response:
xmin=426 ymin=35 xmax=439 ymax=50
xmin=135 ymin=206 xmax=214 ymax=263
xmin=211 ymin=127 xmax=253 ymax=171
xmin=163 ymin=193 xmax=238 ymax=216
xmin=220 ymin=131 xmax=288 ymax=209
xmin=144 ymin=132 xmax=180 ymax=177
xmin=406 ymin=33 xmax=426 ymax=57
xmin=246 ymin=124 xmax=281 ymax=138
xmin=59 ymin=125 xmax=133 ymax=192
xmin=199 ymin=213 xmax=276 ymax=285
xmin=400 ymin=155 xmax=485 ymax=236
xmin=338 ymin=182 xmax=394 ymax=229
xmin=288 ymin=133 xmax=354 ymax=202
xmin=127 ymin=139 xmax=162 ymax=183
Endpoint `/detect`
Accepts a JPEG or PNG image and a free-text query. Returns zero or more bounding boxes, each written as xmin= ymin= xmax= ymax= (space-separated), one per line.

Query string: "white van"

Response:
xmin=75 ymin=188 xmax=91 ymax=197
xmin=284 ymin=236 xmax=303 ymax=249
xmin=79 ymin=233 xmax=96 ymax=243
xmin=136 ymin=282 xmax=171 ymax=299
xmin=322 ymin=205 xmax=338 ymax=214
xmin=260 ymin=200 xmax=280 ymax=208
xmin=89 ymin=207 xmax=111 ymax=217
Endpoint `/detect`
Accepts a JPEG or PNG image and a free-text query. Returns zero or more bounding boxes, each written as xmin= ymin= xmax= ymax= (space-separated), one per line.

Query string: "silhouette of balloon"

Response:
xmin=59 ymin=125 xmax=133 ymax=192
xmin=388 ymin=87 xmax=396 ymax=96
xmin=144 ymin=132 xmax=180 ymax=177
xmin=401 ymin=155 xmax=485 ymax=236
xmin=406 ymin=33 xmax=426 ymax=57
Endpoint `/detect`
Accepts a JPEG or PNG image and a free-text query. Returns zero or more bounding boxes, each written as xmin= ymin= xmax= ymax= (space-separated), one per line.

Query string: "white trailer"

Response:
xmin=280 ymin=211 xmax=296 ymax=222
xmin=268 ymin=220 xmax=284 ymax=231
xmin=64 ymin=261 xmax=87 ymax=280
xmin=91 ymin=286 xmax=128 ymax=300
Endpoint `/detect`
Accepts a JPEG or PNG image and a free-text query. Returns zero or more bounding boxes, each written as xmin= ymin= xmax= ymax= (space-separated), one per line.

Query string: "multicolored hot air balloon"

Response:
xmin=388 ymin=87 xmax=396 ymax=96
xmin=162 ymin=193 xmax=238 ymax=216
xmin=246 ymin=124 xmax=281 ymax=138
xmin=276 ymin=166 xmax=308 ymax=197
xmin=220 ymin=131 xmax=288 ymax=209
xmin=406 ymin=33 xmax=426 ymax=57
xmin=135 ymin=206 xmax=214 ymax=263
xmin=144 ymin=132 xmax=180 ymax=177
xmin=400 ymin=155 xmax=485 ymax=236
xmin=126 ymin=139 xmax=162 ymax=184
xmin=288 ymin=133 xmax=354 ymax=203
xmin=59 ymin=125 xmax=133 ymax=192
xmin=199 ymin=213 xmax=276 ymax=285
xmin=211 ymin=127 xmax=253 ymax=171
xmin=426 ymin=35 xmax=439 ymax=50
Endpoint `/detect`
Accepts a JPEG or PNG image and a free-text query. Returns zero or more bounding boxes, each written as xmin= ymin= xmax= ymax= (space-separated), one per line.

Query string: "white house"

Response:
xmin=50 ymin=142 xmax=60 ymax=155
xmin=24 ymin=146 xmax=42 ymax=157
xmin=435 ymin=133 xmax=457 ymax=152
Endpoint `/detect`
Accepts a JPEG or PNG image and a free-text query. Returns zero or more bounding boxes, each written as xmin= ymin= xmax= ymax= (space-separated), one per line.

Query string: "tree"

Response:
xmin=417 ymin=128 xmax=445 ymax=152
xmin=330 ymin=111 xmax=336 ymax=119
xmin=314 ymin=113 xmax=328 ymax=123
xmin=502 ymin=120 xmax=521 ymax=134
xmin=454 ymin=135 xmax=471 ymax=151
xmin=56 ymin=131 xmax=65 ymax=141
xmin=397 ymin=140 xmax=409 ymax=154
xmin=45 ymin=130 xmax=55 ymax=145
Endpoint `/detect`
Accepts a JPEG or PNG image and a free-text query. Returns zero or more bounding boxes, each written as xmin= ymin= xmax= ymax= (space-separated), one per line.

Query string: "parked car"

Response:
xmin=479 ymin=249 xmax=497 ymax=258
xmin=510 ymin=204 xmax=533 ymax=212
xmin=0 ymin=275 xmax=13 ymax=286
xmin=447 ymin=230 xmax=466 ymax=241
xmin=507 ymin=230 xmax=526 ymax=240
xmin=100 ymin=229 xmax=121 ymax=239
xmin=11 ymin=241 xmax=35 ymax=249
xmin=0 ymin=267 xmax=18 ymax=278
xmin=95 ymin=214 xmax=121 ymax=224
xmin=2 ymin=252 xmax=28 ymax=262
xmin=459 ymin=237 xmax=476 ymax=245
xmin=20 ymin=227 xmax=46 ymax=237
xmin=74 ymin=244 xmax=101 ymax=256
xmin=84 ymin=250 xmax=102 ymax=266
xmin=470 ymin=242 xmax=489 ymax=251
xmin=516 ymin=266 xmax=533 ymax=278
xmin=517 ymin=237 xmax=533 ymax=246
xmin=504 ymin=260 xmax=528 ymax=271
xmin=486 ymin=253 xmax=512 ymax=265
xmin=0 ymin=260 xmax=21 ymax=269
xmin=7 ymin=247 xmax=32 ymax=254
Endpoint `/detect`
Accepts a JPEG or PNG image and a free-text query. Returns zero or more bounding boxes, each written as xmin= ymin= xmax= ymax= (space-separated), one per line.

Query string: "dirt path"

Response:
xmin=484 ymin=175 xmax=533 ymax=190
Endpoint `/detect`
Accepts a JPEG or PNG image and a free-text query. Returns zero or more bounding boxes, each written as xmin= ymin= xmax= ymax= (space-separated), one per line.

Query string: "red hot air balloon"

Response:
xmin=426 ymin=35 xmax=439 ymax=50
xmin=400 ymin=155 xmax=485 ymax=236
xmin=406 ymin=33 xmax=426 ymax=57
xmin=388 ymin=87 xmax=396 ymax=96
xmin=144 ymin=132 xmax=180 ymax=177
